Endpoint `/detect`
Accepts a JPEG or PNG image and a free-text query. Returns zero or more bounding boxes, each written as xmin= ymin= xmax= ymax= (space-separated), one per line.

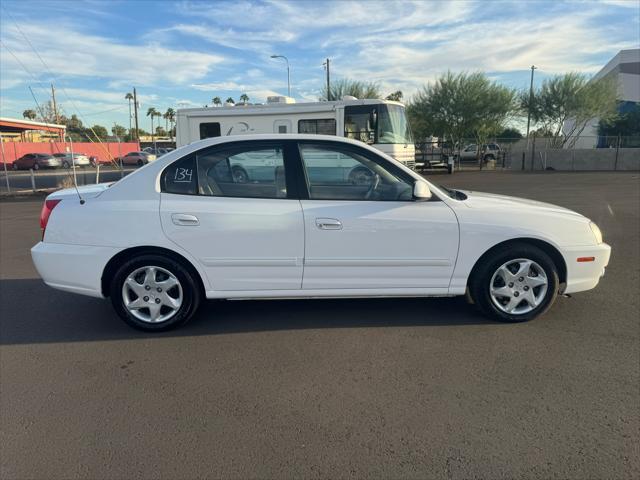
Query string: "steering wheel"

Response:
xmin=365 ymin=173 xmax=381 ymax=200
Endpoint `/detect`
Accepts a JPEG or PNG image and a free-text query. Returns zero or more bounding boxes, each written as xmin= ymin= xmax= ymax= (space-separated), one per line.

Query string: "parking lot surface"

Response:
xmin=1 ymin=172 xmax=638 ymax=479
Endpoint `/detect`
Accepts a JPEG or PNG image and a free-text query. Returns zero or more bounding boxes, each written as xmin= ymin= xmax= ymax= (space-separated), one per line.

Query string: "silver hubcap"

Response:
xmin=122 ymin=266 xmax=183 ymax=323
xmin=489 ymin=258 xmax=548 ymax=315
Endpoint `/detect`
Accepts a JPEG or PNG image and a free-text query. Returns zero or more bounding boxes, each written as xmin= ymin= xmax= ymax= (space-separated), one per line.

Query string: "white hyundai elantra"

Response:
xmin=32 ymin=135 xmax=610 ymax=331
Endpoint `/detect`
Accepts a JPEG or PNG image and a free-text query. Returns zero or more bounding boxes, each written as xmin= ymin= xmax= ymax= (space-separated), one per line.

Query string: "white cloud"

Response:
xmin=0 ymin=21 xmax=226 ymax=88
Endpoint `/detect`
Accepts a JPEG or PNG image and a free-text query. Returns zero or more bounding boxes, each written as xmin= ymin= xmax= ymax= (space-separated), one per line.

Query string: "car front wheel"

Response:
xmin=110 ymin=254 xmax=201 ymax=331
xmin=470 ymin=243 xmax=559 ymax=322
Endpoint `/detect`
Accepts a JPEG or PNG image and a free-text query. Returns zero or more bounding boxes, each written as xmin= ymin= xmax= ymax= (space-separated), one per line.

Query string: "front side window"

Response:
xmin=196 ymin=145 xmax=287 ymax=199
xmin=299 ymin=143 xmax=413 ymax=201
xmin=344 ymin=105 xmax=376 ymax=144
xmin=298 ymin=119 xmax=337 ymax=135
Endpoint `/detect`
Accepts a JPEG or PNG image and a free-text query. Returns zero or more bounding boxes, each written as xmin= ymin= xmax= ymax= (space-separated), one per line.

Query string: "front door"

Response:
xmin=297 ymin=142 xmax=459 ymax=290
xmin=160 ymin=141 xmax=304 ymax=291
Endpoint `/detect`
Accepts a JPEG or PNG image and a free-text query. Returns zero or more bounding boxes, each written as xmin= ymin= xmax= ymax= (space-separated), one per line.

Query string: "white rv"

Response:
xmin=175 ymin=97 xmax=415 ymax=168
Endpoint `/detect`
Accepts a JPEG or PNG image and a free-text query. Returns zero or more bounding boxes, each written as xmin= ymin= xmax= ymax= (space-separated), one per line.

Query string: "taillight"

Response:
xmin=40 ymin=199 xmax=61 ymax=239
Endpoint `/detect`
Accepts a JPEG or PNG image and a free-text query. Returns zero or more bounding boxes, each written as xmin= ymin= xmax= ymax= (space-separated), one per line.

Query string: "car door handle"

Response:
xmin=315 ymin=218 xmax=342 ymax=230
xmin=172 ymin=213 xmax=199 ymax=226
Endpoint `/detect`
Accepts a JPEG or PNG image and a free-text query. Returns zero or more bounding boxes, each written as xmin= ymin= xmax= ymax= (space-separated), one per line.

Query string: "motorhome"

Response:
xmin=175 ymin=97 xmax=415 ymax=168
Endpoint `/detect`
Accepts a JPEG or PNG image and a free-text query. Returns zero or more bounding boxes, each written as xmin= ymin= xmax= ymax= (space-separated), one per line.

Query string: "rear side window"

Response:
xmin=161 ymin=155 xmax=198 ymax=195
xmin=298 ymin=119 xmax=336 ymax=135
xmin=200 ymin=122 xmax=221 ymax=139
xmin=196 ymin=145 xmax=287 ymax=199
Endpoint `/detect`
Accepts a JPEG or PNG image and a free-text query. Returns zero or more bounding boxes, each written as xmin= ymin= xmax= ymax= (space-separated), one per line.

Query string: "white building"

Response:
xmin=564 ymin=48 xmax=639 ymax=148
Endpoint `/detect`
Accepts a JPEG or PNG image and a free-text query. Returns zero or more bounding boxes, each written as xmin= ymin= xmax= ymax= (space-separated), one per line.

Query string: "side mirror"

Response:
xmin=413 ymin=181 xmax=432 ymax=201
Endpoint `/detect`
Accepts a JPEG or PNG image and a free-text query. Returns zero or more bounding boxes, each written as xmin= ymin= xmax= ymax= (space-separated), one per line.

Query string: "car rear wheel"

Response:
xmin=470 ymin=243 xmax=559 ymax=322
xmin=62 ymin=161 xmax=70 ymax=169
xmin=137 ymin=159 xmax=144 ymax=167
xmin=33 ymin=163 xmax=40 ymax=171
xmin=12 ymin=163 xmax=18 ymax=170
xmin=110 ymin=254 xmax=201 ymax=331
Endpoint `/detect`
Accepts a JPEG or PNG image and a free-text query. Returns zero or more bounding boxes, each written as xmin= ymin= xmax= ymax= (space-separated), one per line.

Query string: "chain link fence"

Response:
xmin=415 ymin=136 xmax=640 ymax=172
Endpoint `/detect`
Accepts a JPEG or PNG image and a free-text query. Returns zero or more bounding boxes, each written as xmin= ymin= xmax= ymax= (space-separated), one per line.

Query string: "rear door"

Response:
xmin=160 ymin=140 xmax=304 ymax=292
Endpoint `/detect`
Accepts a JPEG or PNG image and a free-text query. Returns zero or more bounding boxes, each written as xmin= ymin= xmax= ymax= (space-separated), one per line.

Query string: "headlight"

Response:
xmin=590 ymin=222 xmax=603 ymax=244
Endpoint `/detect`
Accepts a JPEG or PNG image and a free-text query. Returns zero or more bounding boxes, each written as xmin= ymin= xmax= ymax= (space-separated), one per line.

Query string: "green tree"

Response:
xmin=111 ymin=124 xmax=127 ymax=138
xmin=212 ymin=96 xmax=222 ymax=107
xmin=22 ymin=109 xmax=37 ymax=120
xmin=225 ymin=97 xmax=235 ymax=104
xmin=497 ymin=127 xmax=523 ymax=142
xmin=408 ymin=71 xmax=517 ymax=152
xmin=321 ymin=79 xmax=381 ymax=101
xmin=90 ymin=124 xmax=109 ymax=140
xmin=385 ymin=91 xmax=403 ymax=102
xmin=519 ymin=72 xmax=618 ymax=147
xmin=239 ymin=93 xmax=249 ymax=104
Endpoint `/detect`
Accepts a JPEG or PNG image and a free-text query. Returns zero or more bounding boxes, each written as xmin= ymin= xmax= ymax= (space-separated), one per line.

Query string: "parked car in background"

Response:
xmin=53 ymin=153 xmax=91 ymax=168
xmin=458 ymin=143 xmax=502 ymax=163
xmin=31 ymin=134 xmax=610 ymax=332
xmin=114 ymin=151 xmax=157 ymax=166
xmin=12 ymin=153 xmax=61 ymax=170
xmin=143 ymin=147 xmax=174 ymax=157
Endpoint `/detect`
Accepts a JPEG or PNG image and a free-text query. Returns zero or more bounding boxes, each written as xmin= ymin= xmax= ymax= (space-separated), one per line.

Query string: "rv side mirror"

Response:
xmin=413 ymin=181 xmax=432 ymax=201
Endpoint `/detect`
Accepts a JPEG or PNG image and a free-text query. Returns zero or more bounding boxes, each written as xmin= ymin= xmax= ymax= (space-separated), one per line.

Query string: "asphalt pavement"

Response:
xmin=1 ymin=171 xmax=638 ymax=479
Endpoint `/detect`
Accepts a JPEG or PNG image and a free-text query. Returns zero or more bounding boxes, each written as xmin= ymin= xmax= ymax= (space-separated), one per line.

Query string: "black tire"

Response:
xmin=62 ymin=161 xmax=70 ymax=169
xmin=137 ymin=159 xmax=144 ymax=167
xmin=12 ymin=163 xmax=18 ymax=170
xmin=231 ymin=166 xmax=249 ymax=183
xmin=33 ymin=162 xmax=40 ymax=171
xmin=110 ymin=254 xmax=201 ymax=332
xmin=469 ymin=243 xmax=559 ymax=322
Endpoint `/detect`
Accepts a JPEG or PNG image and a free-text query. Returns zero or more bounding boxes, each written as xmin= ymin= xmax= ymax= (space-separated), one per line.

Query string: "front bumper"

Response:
xmin=31 ymin=242 xmax=120 ymax=298
xmin=562 ymin=243 xmax=611 ymax=294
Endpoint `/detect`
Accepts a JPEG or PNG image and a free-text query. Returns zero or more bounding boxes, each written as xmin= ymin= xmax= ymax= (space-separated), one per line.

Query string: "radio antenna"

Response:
xmin=66 ymin=133 xmax=85 ymax=205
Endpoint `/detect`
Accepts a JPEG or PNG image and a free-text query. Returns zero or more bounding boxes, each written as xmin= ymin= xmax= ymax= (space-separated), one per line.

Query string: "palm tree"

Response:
xmin=22 ymin=109 xmax=37 ymax=120
xmin=212 ymin=96 xmax=221 ymax=107
xmin=154 ymin=111 xmax=163 ymax=134
xmin=225 ymin=97 xmax=235 ymax=105
xmin=146 ymin=107 xmax=157 ymax=142
xmin=125 ymin=92 xmax=134 ymax=133
xmin=164 ymin=108 xmax=176 ymax=138
xmin=239 ymin=93 xmax=249 ymax=105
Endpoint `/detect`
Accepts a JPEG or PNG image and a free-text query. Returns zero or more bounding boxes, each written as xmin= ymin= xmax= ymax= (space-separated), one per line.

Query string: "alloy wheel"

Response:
xmin=121 ymin=266 xmax=183 ymax=323
xmin=489 ymin=258 xmax=548 ymax=315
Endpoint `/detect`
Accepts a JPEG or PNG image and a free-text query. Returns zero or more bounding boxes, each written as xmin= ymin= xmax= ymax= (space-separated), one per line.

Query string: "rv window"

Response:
xmin=298 ymin=119 xmax=337 ymax=135
xmin=199 ymin=122 xmax=221 ymax=139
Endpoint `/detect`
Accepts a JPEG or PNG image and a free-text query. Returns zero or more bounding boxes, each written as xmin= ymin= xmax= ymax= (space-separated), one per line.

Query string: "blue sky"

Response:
xmin=1 ymin=0 xmax=638 ymax=130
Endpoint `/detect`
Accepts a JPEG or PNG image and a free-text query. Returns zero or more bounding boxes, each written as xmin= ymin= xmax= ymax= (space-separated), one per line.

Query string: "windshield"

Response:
xmin=377 ymin=104 xmax=413 ymax=145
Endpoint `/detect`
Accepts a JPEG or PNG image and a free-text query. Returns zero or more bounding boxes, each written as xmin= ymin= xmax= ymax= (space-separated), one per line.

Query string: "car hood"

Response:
xmin=458 ymin=190 xmax=585 ymax=218
xmin=48 ymin=182 xmax=114 ymax=200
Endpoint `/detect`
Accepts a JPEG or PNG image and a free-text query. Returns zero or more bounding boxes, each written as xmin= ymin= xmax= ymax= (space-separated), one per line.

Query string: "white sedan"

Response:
xmin=32 ymin=135 xmax=610 ymax=331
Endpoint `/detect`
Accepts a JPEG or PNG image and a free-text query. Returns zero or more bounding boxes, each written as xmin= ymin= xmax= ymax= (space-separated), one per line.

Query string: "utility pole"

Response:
xmin=525 ymin=65 xmax=537 ymax=141
xmin=51 ymin=84 xmax=61 ymax=140
xmin=323 ymin=58 xmax=331 ymax=101
xmin=525 ymin=65 xmax=537 ymax=171
xmin=133 ymin=87 xmax=140 ymax=142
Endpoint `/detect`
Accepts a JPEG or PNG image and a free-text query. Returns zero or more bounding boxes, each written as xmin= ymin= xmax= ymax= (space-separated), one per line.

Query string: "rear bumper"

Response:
xmin=31 ymin=242 xmax=120 ymax=298
xmin=562 ymin=243 xmax=611 ymax=294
